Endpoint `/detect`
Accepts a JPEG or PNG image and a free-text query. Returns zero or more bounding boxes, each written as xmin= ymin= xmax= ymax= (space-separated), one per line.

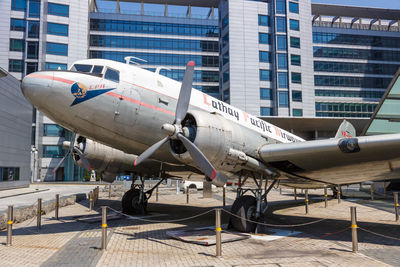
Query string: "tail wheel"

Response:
xmin=122 ymin=189 xmax=147 ymax=215
xmin=229 ymin=195 xmax=257 ymax=233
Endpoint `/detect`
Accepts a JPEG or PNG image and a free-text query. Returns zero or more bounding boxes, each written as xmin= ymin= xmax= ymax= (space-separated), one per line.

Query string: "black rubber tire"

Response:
xmin=121 ymin=189 xmax=147 ymax=215
xmin=229 ymin=195 xmax=257 ymax=233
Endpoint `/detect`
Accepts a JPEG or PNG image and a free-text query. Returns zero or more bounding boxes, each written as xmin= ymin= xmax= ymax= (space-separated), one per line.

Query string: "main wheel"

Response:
xmin=229 ymin=195 xmax=257 ymax=233
xmin=121 ymin=189 xmax=148 ymax=215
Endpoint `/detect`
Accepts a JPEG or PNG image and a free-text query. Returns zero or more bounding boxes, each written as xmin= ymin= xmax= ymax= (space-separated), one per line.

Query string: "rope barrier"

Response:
xmin=107 ymin=206 xmax=215 ymax=223
xmin=222 ymin=209 xmax=327 ymax=228
xmin=358 ymin=227 xmax=400 ymax=241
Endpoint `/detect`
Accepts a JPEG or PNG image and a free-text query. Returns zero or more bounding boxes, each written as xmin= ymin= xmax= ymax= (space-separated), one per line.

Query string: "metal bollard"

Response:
xmin=324 ymin=188 xmax=328 ymax=208
xmin=350 ymin=206 xmax=358 ymax=253
xmin=108 ymin=185 xmax=111 ymax=199
xmin=186 ymin=188 xmax=189 ymax=204
xmin=89 ymin=191 xmax=93 ymax=211
xmin=101 ymin=206 xmax=107 ymax=250
xmin=156 ymin=186 xmax=159 ymax=202
xmin=6 ymin=205 xmax=13 ymax=246
xmin=280 ymin=188 xmax=282 ymax=195
xmin=394 ymin=192 xmax=399 ymax=221
xmin=305 ymin=189 xmax=309 ymax=214
xmin=223 ymin=187 xmax=226 ymax=207
xmin=215 ymin=209 xmax=222 ymax=257
xmin=55 ymin=194 xmax=59 ymax=220
xmin=97 ymin=186 xmax=100 ymax=203
xmin=294 ymin=188 xmax=297 ymax=200
xmin=370 ymin=188 xmax=374 ymax=200
xmin=37 ymin=198 xmax=42 ymax=229
xmin=338 ymin=186 xmax=341 ymax=204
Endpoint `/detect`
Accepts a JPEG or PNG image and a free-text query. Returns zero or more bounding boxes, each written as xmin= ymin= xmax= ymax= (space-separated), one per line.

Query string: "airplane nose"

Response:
xmin=21 ymin=72 xmax=54 ymax=108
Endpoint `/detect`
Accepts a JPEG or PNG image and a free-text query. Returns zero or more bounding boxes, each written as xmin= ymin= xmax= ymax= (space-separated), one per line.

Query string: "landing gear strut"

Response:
xmin=229 ymin=172 xmax=278 ymax=232
xmin=122 ymin=175 xmax=165 ymax=215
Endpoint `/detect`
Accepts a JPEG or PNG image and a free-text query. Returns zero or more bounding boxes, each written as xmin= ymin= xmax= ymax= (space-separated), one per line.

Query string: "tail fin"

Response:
xmin=334 ymin=120 xmax=356 ymax=138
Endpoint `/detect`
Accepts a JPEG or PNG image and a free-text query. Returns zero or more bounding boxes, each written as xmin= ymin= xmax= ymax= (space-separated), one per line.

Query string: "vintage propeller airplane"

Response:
xmin=21 ymin=58 xmax=400 ymax=232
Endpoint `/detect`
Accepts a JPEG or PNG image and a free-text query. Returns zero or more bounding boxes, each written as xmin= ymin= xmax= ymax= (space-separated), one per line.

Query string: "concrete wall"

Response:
xmin=0 ymin=68 xmax=32 ymax=190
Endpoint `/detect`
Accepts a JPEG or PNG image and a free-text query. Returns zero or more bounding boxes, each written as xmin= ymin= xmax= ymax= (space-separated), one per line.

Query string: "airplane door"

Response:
xmin=113 ymin=83 xmax=141 ymax=133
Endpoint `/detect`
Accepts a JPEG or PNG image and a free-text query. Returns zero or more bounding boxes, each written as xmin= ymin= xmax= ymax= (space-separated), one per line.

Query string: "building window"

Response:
xmin=289 ymin=19 xmax=300 ymax=31
xmin=28 ymin=21 xmax=40 ymax=38
xmin=289 ymin=2 xmax=299 ymax=14
xmin=292 ymin=91 xmax=302 ymax=102
xmin=48 ymin=2 xmax=69 ymax=17
xmin=10 ymin=18 xmax=26 ymax=31
xmin=278 ymin=54 xmax=288 ymax=70
xmin=45 ymin=62 xmax=67 ymax=70
xmin=258 ymin=15 xmax=270 ymax=26
xmin=276 ymin=17 xmax=286 ymax=33
xmin=46 ymin=42 xmax=68 ymax=56
xmin=259 ymin=33 xmax=270 ymax=44
xmin=314 ymin=75 xmax=391 ymax=88
xmin=276 ymin=0 xmax=286 ymax=14
xmin=9 ymin=39 xmax=25 ymax=52
xmin=47 ymin=22 xmax=69 ymax=36
xmin=259 ymin=51 xmax=271 ymax=63
xmin=223 ymin=89 xmax=230 ymax=101
xmin=260 ymin=70 xmax=272 ymax=81
xmin=260 ymin=107 xmax=273 ymax=116
xmin=293 ymin=109 xmax=303 ymax=117
xmin=43 ymin=145 xmax=65 ymax=158
xmin=291 ymin=54 xmax=301 ymax=66
xmin=27 ymin=41 xmax=39 ymax=59
xmin=11 ymin=0 xmax=27 ymax=11
xmin=28 ymin=0 xmax=40 ymax=18
xmin=26 ymin=62 xmax=38 ymax=75
xmin=223 ymin=51 xmax=229 ymax=66
xmin=223 ymin=71 xmax=230 ymax=83
xmin=0 ymin=167 xmax=20 ymax=181
xmin=290 ymin=36 xmax=300 ymax=48
xmin=315 ymin=102 xmax=377 ymax=118
xmin=9 ymin=59 xmax=24 ymax=72
xmin=277 ymin=35 xmax=287 ymax=51
xmin=260 ymin=88 xmax=272 ymax=100
xmin=291 ymin=72 xmax=301 ymax=84
xmin=222 ymin=14 xmax=229 ymax=29
xmin=222 ymin=33 xmax=229 ymax=48
xmin=315 ymin=89 xmax=384 ymax=99
xmin=278 ymin=72 xmax=288 ymax=88
xmin=279 ymin=91 xmax=289 ymax=107
xmin=44 ymin=124 xmax=65 ymax=136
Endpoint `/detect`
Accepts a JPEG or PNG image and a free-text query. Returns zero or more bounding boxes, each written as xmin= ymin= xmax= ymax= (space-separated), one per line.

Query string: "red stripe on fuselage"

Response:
xmin=28 ymin=74 xmax=75 ymax=84
xmin=106 ymin=92 xmax=175 ymax=117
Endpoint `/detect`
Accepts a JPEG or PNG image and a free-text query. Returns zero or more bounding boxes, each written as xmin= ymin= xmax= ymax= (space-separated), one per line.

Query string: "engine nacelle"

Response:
xmin=169 ymin=110 xmax=263 ymax=176
xmin=71 ymin=137 xmax=136 ymax=182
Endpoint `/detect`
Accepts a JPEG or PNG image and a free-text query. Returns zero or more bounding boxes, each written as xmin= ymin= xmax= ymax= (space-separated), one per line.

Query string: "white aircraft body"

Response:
xmin=21 ymin=58 xmax=400 ymax=232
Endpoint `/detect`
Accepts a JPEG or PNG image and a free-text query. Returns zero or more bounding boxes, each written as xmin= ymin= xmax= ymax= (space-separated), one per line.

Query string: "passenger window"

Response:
xmin=104 ymin=68 xmax=120 ymax=83
xmin=92 ymin=65 xmax=103 ymax=74
xmin=70 ymin=64 xmax=92 ymax=72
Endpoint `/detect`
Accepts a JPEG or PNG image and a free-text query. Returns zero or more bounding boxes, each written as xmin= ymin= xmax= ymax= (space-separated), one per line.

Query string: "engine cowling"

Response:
xmin=169 ymin=110 xmax=262 ymax=175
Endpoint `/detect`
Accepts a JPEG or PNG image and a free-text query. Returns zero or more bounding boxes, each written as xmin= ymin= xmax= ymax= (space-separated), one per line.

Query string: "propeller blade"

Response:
xmin=134 ymin=136 xmax=170 ymax=166
xmin=177 ymin=133 xmax=216 ymax=180
xmin=68 ymin=132 xmax=77 ymax=154
xmin=175 ymin=61 xmax=195 ymax=125
xmin=52 ymin=154 xmax=67 ymax=174
xmin=73 ymin=148 xmax=91 ymax=171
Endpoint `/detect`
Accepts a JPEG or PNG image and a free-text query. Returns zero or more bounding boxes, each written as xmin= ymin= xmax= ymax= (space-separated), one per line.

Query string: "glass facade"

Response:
xmin=28 ymin=0 xmax=40 ymax=18
xmin=289 ymin=19 xmax=299 ymax=31
xmin=277 ymin=54 xmax=288 ymax=70
xmin=28 ymin=21 xmax=40 ymax=38
xmin=158 ymin=69 xmax=218 ymax=83
xmin=279 ymin=91 xmax=289 ymax=107
xmin=292 ymin=90 xmax=302 ymax=102
xmin=277 ymin=35 xmax=287 ymax=50
xmin=258 ymin=15 xmax=270 ymax=26
xmin=260 ymin=88 xmax=272 ymax=100
xmin=291 ymin=54 xmax=301 ymax=66
xmin=47 ymin=22 xmax=69 ymax=36
xmin=315 ymin=75 xmax=391 ymax=88
xmin=316 ymin=102 xmax=377 ymax=117
xmin=46 ymin=62 xmax=67 ymax=70
xmin=43 ymin=124 xmax=65 ymax=137
xmin=260 ymin=107 xmax=273 ymax=116
xmin=314 ymin=61 xmax=399 ymax=75
xmin=43 ymin=145 xmax=65 ymax=158
xmin=315 ymin=89 xmax=384 ymax=99
xmin=260 ymin=70 xmax=272 ymax=81
xmin=27 ymin=41 xmax=39 ymax=59
xmin=293 ymin=109 xmax=303 ymax=117
xmin=314 ymin=46 xmax=400 ymax=62
xmin=278 ymin=72 xmax=288 ymax=88
xmin=90 ymin=35 xmax=217 ymax=52
xmin=9 ymin=59 xmax=24 ymax=72
xmin=259 ymin=51 xmax=271 ymax=63
xmin=10 ymin=18 xmax=26 ymax=31
xmin=259 ymin=33 xmax=271 ymax=44
xmin=290 ymin=36 xmax=300 ymax=48
xmin=11 ymin=0 xmax=27 ymax=11
xmin=291 ymin=72 xmax=301 ymax=84
xmin=223 ymin=71 xmax=229 ymax=83
xmin=313 ymin=32 xmax=400 ymax=48
xmin=91 ymin=19 xmax=218 ymax=37
xmin=276 ymin=0 xmax=286 ymax=14
xmin=276 ymin=17 xmax=286 ymax=32
xmin=47 ymin=42 xmax=68 ymax=56
xmin=9 ymin=39 xmax=25 ymax=52
xmin=26 ymin=62 xmax=38 ymax=75
xmin=289 ymin=2 xmax=299 ymax=14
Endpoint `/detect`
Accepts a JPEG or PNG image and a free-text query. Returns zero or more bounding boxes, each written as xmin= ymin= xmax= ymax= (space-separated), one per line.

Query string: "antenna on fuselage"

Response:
xmin=155 ymin=66 xmax=171 ymax=75
xmin=124 ymin=56 xmax=147 ymax=67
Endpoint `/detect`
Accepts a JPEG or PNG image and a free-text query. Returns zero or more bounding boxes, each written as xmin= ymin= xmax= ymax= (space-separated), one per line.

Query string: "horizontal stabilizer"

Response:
xmin=334 ymin=120 xmax=356 ymax=139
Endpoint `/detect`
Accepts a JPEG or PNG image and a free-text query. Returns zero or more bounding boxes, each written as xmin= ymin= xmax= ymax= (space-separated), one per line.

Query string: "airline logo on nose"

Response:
xmin=70 ymin=82 xmax=115 ymax=106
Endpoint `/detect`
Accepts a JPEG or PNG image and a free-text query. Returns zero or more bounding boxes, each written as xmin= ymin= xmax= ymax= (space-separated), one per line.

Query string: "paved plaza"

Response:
xmin=0 ymin=185 xmax=399 ymax=266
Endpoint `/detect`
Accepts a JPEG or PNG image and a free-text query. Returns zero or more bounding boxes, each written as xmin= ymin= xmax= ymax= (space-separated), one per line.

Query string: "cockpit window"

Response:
xmin=71 ymin=64 xmax=92 ymax=72
xmin=92 ymin=65 xmax=103 ymax=74
xmin=104 ymin=68 xmax=119 ymax=83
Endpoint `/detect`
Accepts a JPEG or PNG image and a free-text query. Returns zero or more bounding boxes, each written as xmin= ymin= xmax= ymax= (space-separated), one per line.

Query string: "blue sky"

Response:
xmin=312 ymin=0 xmax=400 ymax=9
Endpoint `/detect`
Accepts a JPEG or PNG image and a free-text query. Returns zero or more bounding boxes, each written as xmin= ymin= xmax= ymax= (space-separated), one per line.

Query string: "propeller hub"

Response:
xmin=162 ymin=123 xmax=178 ymax=136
